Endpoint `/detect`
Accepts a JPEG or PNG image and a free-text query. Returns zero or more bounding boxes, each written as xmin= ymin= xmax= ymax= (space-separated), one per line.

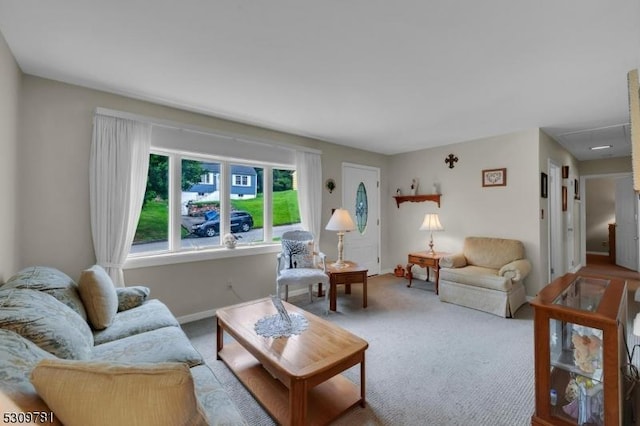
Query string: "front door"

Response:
xmin=342 ymin=163 xmax=380 ymax=275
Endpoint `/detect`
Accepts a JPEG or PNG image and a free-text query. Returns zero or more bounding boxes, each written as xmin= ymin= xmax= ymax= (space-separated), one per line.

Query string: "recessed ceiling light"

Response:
xmin=589 ymin=145 xmax=612 ymax=150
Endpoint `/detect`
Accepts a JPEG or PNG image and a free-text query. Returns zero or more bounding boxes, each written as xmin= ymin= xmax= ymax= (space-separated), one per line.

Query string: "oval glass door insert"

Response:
xmin=355 ymin=182 xmax=368 ymax=233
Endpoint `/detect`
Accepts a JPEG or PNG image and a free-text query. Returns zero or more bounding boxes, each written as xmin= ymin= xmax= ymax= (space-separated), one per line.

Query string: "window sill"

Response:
xmin=124 ymin=243 xmax=282 ymax=269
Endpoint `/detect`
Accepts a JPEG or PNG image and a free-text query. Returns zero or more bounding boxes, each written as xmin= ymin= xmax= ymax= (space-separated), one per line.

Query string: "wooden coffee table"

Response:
xmin=216 ymin=298 xmax=369 ymax=425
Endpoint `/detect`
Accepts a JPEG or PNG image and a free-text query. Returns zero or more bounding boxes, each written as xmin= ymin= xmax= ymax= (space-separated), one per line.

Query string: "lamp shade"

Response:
xmin=326 ymin=208 xmax=356 ymax=231
xmin=419 ymin=213 xmax=444 ymax=231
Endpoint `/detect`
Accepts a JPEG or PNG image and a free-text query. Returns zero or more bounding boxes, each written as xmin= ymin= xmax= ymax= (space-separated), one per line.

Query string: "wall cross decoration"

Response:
xmin=445 ymin=154 xmax=458 ymax=169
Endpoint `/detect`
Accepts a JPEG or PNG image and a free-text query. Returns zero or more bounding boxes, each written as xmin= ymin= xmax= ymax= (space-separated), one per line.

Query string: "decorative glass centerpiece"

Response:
xmin=254 ymin=295 xmax=308 ymax=338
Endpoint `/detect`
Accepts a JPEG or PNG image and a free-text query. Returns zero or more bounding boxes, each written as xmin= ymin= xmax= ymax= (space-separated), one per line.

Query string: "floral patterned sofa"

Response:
xmin=0 ymin=266 xmax=246 ymax=426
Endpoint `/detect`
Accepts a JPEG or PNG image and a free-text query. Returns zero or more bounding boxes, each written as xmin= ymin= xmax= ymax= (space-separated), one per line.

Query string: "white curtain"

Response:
xmin=295 ymin=151 xmax=323 ymax=247
xmin=90 ymin=115 xmax=151 ymax=287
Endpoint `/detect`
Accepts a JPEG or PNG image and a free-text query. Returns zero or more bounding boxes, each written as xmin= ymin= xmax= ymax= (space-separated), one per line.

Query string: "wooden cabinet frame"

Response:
xmin=530 ymin=273 xmax=627 ymax=425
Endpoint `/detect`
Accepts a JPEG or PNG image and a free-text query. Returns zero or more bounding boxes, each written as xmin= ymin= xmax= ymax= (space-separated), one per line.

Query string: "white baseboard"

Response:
xmin=177 ymin=270 xmax=425 ymax=324
xmin=177 ymin=308 xmax=217 ymax=324
xmin=176 ymin=286 xmax=323 ymax=325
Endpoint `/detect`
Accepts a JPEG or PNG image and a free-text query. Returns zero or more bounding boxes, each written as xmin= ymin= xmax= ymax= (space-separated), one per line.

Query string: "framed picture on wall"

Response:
xmin=574 ymin=179 xmax=580 ymax=200
xmin=541 ymin=173 xmax=548 ymax=198
xmin=562 ymin=186 xmax=568 ymax=211
xmin=562 ymin=165 xmax=569 ymax=179
xmin=482 ymin=168 xmax=507 ymax=187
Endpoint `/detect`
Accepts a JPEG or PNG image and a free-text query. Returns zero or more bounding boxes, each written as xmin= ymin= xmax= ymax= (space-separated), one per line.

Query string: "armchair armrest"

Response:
xmin=314 ymin=251 xmax=327 ymax=272
xmin=439 ymin=253 xmax=467 ymax=269
xmin=498 ymin=259 xmax=532 ymax=282
xmin=276 ymin=252 xmax=284 ymax=276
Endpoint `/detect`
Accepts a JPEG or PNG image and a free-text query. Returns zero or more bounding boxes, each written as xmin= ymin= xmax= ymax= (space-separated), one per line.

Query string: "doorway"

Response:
xmin=581 ymin=173 xmax=638 ymax=271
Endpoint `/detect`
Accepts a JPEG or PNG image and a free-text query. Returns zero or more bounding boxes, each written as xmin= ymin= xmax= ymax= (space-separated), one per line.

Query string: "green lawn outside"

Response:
xmin=133 ymin=199 xmax=169 ymax=243
xmin=134 ymin=190 xmax=300 ymax=243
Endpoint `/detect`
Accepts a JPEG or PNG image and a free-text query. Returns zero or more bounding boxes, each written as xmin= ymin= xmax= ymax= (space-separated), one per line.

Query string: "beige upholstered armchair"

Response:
xmin=276 ymin=230 xmax=329 ymax=303
xmin=438 ymin=236 xmax=532 ymax=317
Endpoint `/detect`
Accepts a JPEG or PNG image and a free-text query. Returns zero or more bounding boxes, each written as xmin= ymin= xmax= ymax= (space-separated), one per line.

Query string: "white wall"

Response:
xmin=387 ymin=129 xmax=543 ymax=295
xmin=17 ymin=76 xmax=389 ymax=318
xmin=12 ymin=73 xmax=601 ymax=315
xmin=539 ymin=131 xmax=580 ymax=279
xmin=0 ymin=30 xmax=20 ymax=282
xmin=579 ymin=157 xmax=632 ymax=176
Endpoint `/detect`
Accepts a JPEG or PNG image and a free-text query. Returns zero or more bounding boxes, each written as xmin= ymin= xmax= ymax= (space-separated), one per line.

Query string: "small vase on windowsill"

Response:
xmin=223 ymin=233 xmax=237 ymax=249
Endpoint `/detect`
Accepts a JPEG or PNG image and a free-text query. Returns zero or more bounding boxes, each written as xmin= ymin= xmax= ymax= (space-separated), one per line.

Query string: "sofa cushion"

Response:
xmin=78 ymin=265 xmax=118 ymax=330
xmin=0 ymin=289 xmax=93 ymax=359
xmin=463 ymin=237 xmax=525 ymax=269
xmin=30 ymin=359 xmax=209 ymax=426
xmin=440 ymin=265 xmax=513 ymax=291
xmin=191 ymin=364 xmax=248 ymax=426
xmin=0 ymin=329 xmax=60 ymax=422
xmin=2 ymin=266 xmax=87 ymax=321
xmin=93 ymin=299 xmax=180 ymax=345
xmin=92 ymin=326 xmax=203 ymax=367
xmin=116 ymin=285 xmax=150 ymax=311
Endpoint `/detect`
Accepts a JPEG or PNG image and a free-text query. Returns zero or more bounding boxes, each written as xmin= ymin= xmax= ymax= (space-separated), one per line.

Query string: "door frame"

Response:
xmin=548 ymin=160 xmax=563 ymax=281
xmin=342 ymin=162 xmax=381 ymax=275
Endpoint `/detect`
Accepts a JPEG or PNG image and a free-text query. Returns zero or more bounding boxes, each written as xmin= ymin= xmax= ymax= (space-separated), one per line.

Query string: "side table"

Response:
xmin=323 ymin=261 xmax=368 ymax=312
xmin=406 ymin=252 xmax=448 ymax=294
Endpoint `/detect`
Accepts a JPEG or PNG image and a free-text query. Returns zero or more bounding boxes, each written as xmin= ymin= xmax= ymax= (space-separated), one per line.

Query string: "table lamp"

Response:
xmin=419 ymin=213 xmax=444 ymax=255
xmin=325 ymin=208 xmax=356 ymax=268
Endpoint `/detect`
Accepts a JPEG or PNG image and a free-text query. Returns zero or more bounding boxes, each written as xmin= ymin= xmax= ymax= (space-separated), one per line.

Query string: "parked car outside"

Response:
xmin=191 ymin=210 xmax=253 ymax=237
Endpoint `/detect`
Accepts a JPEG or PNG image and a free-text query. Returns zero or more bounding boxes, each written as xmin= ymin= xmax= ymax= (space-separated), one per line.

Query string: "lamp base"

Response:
xmin=330 ymin=260 xmax=349 ymax=268
xmin=428 ymin=238 xmax=436 ymax=255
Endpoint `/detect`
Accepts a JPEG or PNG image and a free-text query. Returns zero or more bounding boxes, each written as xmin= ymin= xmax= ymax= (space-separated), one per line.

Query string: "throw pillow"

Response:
xmin=0 ymin=289 xmax=93 ymax=359
xmin=115 ymin=285 xmax=150 ymax=312
xmin=30 ymin=359 xmax=209 ymax=426
xmin=282 ymin=239 xmax=315 ymax=269
xmin=3 ymin=266 xmax=88 ymax=321
xmin=78 ymin=265 xmax=118 ymax=330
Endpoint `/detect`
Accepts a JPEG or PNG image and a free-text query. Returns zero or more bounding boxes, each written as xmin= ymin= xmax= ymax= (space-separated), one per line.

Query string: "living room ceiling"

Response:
xmin=0 ymin=1 xmax=638 ymax=160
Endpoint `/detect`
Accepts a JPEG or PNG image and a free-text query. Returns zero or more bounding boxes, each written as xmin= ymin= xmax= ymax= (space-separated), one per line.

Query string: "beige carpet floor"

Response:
xmin=183 ymin=273 xmax=537 ymax=425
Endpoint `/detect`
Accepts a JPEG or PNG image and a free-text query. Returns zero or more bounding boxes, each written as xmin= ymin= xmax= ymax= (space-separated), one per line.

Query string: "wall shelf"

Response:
xmin=393 ymin=194 xmax=441 ymax=208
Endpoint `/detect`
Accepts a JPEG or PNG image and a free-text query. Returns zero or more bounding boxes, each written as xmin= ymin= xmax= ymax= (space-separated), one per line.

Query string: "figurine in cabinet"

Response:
xmin=571 ymin=333 xmax=601 ymax=374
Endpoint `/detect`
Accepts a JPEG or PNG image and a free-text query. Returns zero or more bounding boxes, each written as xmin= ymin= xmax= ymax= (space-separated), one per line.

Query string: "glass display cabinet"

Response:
xmin=530 ymin=273 xmax=627 ymax=426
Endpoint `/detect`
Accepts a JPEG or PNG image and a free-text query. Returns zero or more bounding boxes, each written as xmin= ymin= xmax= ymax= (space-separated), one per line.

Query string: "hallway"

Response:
xmin=580 ymin=253 xmax=640 ymax=285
